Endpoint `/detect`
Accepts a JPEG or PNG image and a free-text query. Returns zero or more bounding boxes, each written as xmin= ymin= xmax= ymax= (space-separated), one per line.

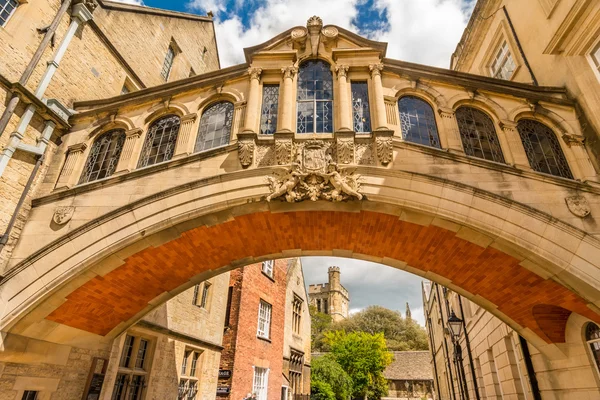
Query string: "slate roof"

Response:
xmin=383 ymin=351 xmax=433 ymax=381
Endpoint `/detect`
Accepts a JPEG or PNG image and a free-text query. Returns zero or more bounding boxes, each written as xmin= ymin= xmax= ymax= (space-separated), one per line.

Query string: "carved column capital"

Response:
xmin=248 ymin=67 xmax=263 ymax=81
xmin=499 ymin=120 xmax=518 ymax=132
xmin=369 ymin=63 xmax=384 ymax=77
xmin=335 ymin=65 xmax=349 ymax=79
xmin=181 ymin=113 xmax=198 ymax=123
xmin=562 ymin=133 xmax=585 ymax=147
xmin=437 ymin=107 xmax=455 ymax=119
xmin=67 ymin=142 xmax=88 ymax=154
xmin=125 ymin=128 xmax=143 ymax=138
xmin=281 ymin=66 xmax=298 ymax=80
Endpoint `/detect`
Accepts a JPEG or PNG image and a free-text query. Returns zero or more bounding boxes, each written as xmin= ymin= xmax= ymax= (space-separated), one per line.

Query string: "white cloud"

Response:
xmin=188 ymin=0 xmax=473 ymax=68
xmin=111 ymin=0 xmax=145 ymax=5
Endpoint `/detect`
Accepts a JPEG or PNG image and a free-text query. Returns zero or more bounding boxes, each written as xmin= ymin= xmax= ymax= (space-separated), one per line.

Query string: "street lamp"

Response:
xmin=447 ymin=310 xmax=469 ymax=400
xmin=447 ymin=311 xmax=463 ymax=339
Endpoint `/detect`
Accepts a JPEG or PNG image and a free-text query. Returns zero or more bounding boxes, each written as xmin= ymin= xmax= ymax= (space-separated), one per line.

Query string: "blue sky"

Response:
xmin=118 ymin=0 xmax=476 ymax=68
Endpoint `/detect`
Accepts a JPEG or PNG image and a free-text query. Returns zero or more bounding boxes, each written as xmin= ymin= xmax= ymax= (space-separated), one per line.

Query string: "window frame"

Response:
xmin=261 ymin=260 xmax=274 ymax=279
xmin=179 ymin=349 xmax=202 ymax=400
xmin=455 ymin=106 xmax=506 ymax=163
xmin=296 ymin=60 xmax=334 ymax=134
xmin=79 ymin=129 xmax=126 ymax=185
xmin=161 ymin=46 xmax=175 ymax=81
xmin=587 ymin=38 xmax=600 ymax=83
xmin=137 ymin=114 xmax=181 ymax=169
xmin=292 ymin=294 xmax=303 ymax=335
xmin=586 ymin=323 xmax=600 ymax=379
xmin=112 ymin=333 xmax=155 ymax=400
xmin=195 ymin=101 xmax=234 ymax=153
xmin=489 ymin=40 xmax=517 ymax=80
xmin=257 ymin=300 xmax=272 ymax=339
xmin=351 ymin=81 xmax=372 ymax=133
xmin=260 ymin=84 xmax=280 ymax=135
xmin=192 ymin=282 xmax=212 ymax=309
xmin=397 ymin=95 xmax=441 ymax=148
xmin=252 ymin=367 xmax=269 ymax=400
xmin=21 ymin=391 xmax=39 ymax=400
xmin=0 ymin=0 xmax=19 ymax=28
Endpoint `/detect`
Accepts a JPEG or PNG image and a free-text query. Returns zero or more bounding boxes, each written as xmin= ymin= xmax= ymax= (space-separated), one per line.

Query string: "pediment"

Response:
xmin=243 ymin=16 xmax=387 ymax=64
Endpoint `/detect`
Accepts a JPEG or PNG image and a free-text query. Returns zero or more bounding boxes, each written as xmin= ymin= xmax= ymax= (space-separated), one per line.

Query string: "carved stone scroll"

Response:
xmin=237 ymin=132 xmax=256 ymax=168
xmin=375 ymin=130 xmax=394 ymax=165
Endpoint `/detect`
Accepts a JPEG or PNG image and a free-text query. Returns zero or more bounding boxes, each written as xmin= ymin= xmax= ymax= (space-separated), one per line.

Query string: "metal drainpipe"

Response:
xmin=502 ymin=6 xmax=539 ymax=86
xmin=423 ymin=282 xmax=442 ymax=400
xmin=435 ymin=284 xmax=457 ymax=400
xmin=519 ymin=336 xmax=542 ymax=400
xmin=458 ymin=295 xmax=480 ymax=400
xmin=0 ymin=0 xmax=73 ymax=139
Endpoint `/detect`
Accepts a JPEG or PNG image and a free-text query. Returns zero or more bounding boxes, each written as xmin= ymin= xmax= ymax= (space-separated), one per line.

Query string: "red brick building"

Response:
xmin=217 ymin=258 xmax=311 ymax=400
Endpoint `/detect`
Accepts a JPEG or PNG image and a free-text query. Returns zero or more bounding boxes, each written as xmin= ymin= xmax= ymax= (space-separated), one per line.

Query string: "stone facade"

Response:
xmin=383 ymin=351 xmax=434 ymax=400
xmin=423 ymin=281 xmax=600 ymax=399
xmin=308 ymin=266 xmax=350 ymax=322
xmin=217 ymin=258 xmax=310 ymax=400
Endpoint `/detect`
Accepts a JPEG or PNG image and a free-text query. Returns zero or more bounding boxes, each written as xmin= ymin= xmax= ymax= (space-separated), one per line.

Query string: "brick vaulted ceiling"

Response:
xmin=47 ymin=211 xmax=600 ymax=343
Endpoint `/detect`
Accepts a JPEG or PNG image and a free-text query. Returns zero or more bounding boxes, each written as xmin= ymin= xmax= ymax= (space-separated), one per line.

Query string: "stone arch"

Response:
xmin=2 ymin=167 xmax=600 ymax=358
xmin=393 ymin=82 xmax=448 ymax=109
xmin=296 ymin=54 xmax=335 ymax=69
xmin=532 ymin=304 xmax=573 ymax=343
xmin=143 ymin=101 xmax=190 ymax=126
xmin=197 ymin=93 xmax=238 ymax=115
xmin=449 ymin=93 xmax=509 ymax=123
xmin=86 ymin=120 xmax=132 ymax=141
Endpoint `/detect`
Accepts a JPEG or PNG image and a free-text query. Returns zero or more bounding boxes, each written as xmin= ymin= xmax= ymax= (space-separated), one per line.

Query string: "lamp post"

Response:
xmin=448 ymin=311 xmax=469 ymax=400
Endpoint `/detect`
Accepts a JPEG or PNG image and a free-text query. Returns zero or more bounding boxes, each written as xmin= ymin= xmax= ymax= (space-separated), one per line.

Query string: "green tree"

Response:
xmin=311 ymin=354 xmax=353 ymax=400
xmin=310 ymin=305 xmax=333 ymax=351
xmin=333 ymin=306 xmax=429 ymax=351
xmin=325 ymin=331 xmax=393 ymax=400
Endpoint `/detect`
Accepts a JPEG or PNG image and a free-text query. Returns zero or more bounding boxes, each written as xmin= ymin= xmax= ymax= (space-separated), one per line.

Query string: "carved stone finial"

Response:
xmin=53 ymin=206 xmax=75 ymax=226
xmin=335 ymin=65 xmax=349 ymax=79
xmin=307 ymin=16 xmax=323 ymax=56
xmin=291 ymin=28 xmax=308 ymax=50
xmin=248 ymin=67 xmax=263 ymax=81
xmin=565 ymin=195 xmax=591 ymax=218
xmin=369 ymin=63 xmax=384 ymax=77
xmin=307 ymin=16 xmax=323 ymax=29
xmin=282 ymin=66 xmax=298 ymax=79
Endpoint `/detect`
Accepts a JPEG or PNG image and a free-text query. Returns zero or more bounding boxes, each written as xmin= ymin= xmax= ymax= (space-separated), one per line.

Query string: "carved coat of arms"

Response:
xmin=565 ymin=195 xmax=591 ymax=218
xmin=267 ymin=140 xmax=362 ymax=203
xmin=53 ymin=206 xmax=75 ymax=225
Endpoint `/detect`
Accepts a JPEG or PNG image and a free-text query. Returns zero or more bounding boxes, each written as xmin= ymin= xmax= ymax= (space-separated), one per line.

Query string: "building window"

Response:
xmin=490 ymin=40 xmax=516 ymax=80
xmin=323 ymin=299 xmax=328 ymax=314
xmin=586 ymin=323 xmax=600 ymax=375
xmin=112 ymin=334 xmax=153 ymax=400
xmin=79 ymin=129 xmax=126 ymax=184
xmin=161 ymin=46 xmax=175 ymax=81
xmin=262 ymin=260 xmax=274 ymax=278
xmin=351 ymin=81 xmax=371 ymax=133
xmin=179 ymin=350 xmax=201 ymax=400
xmin=257 ymin=300 xmax=272 ymax=339
xmin=398 ymin=96 xmax=441 ymax=148
xmin=253 ymin=367 xmax=269 ymax=400
xmin=260 ymin=84 xmax=279 ymax=134
xmin=224 ymin=286 xmax=233 ymax=327
xmin=456 ymin=107 xmax=505 ymax=163
xmin=316 ymin=299 xmax=321 ymax=313
xmin=516 ymin=119 xmax=573 ymax=179
xmin=195 ymin=101 xmax=234 ymax=153
xmin=297 ymin=60 xmax=333 ymax=133
xmin=189 ymin=68 xmax=196 ymax=77
xmin=292 ymin=295 xmax=302 ymax=335
xmin=121 ymin=85 xmax=130 ymax=95
xmin=21 ymin=392 xmax=38 ymax=400
xmin=0 ymin=0 xmax=18 ymax=27
xmin=591 ymin=41 xmax=600 ymax=74
xmin=137 ymin=115 xmax=180 ymax=168
xmin=289 ymin=351 xmax=304 ymax=396
xmin=192 ymin=282 xmax=211 ymax=309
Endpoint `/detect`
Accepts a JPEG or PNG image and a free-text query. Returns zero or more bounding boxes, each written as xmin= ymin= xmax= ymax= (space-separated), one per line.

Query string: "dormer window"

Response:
xmin=490 ymin=40 xmax=516 ymax=80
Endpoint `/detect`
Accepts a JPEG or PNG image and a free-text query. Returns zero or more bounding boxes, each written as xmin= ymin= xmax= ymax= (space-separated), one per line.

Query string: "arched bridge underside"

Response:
xmin=1 ymin=162 xmax=600 ymax=356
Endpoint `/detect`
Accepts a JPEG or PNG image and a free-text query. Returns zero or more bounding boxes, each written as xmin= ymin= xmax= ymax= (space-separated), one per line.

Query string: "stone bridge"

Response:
xmin=1 ymin=17 xmax=600 ymax=373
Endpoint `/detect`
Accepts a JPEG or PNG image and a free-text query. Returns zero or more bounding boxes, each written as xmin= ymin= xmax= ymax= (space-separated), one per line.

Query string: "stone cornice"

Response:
xmin=98 ymin=0 xmax=214 ymax=22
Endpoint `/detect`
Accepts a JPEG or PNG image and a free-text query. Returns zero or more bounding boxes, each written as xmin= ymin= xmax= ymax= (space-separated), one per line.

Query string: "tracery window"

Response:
xmin=587 ymin=323 xmax=600 ymax=375
xmin=517 ymin=119 xmax=573 ymax=179
xmin=0 ymin=0 xmax=18 ymax=27
xmin=260 ymin=85 xmax=279 ymax=134
xmin=195 ymin=101 xmax=234 ymax=153
xmin=455 ymin=107 xmax=505 ymax=163
xmin=398 ymin=96 xmax=440 ymax=148
xmin=137 ymin=115 xmax=180 ymax=168
xmin=79 ymin=129 xmax=126 ymax=184
xmin=351 ymin=81 xmax=371 ymax=133
xmin=297 ymin=60 xmax=333 ymax=133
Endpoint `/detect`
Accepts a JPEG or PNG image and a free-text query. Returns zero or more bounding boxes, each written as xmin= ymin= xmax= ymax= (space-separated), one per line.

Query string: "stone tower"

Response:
xmin=308 ymin=266 xmax=350 ymax=322
xmin=406 ymin=302 xmax=412 ymax=321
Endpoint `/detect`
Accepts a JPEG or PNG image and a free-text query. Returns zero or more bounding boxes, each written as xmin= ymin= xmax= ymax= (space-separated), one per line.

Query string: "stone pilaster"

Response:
xmin=562 ymin=134 xmax=595 ymax=180
xmin=335 ymin=65 xmax=352 ymax=132
xmin=369 ymin=63 xmax=388 ymax=130
xmin=499 ymin=121 xmax=531 ymax=170
xmin=242 ymin=67 xmax=262 ymax=134
xmin=115 ymin=128 xmax=143 ymax=174
xmin=279 ymin=66 xmax=298 ymax=133
xmin=437 ymin=108 xmax=463 ymax=153
xmin=174 ymin=113 xmax=198 ymax=158
xmin=55 ymin=143 xmax=87 ymax=189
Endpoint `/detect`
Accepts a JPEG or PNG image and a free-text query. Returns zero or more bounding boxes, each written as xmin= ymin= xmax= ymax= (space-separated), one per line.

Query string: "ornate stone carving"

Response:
xmin=438 ymin=108 xmax=455 ymax=119
xmin=376 ymin=135 xmax=393 ymax=165
xmin=562 ymin=133 xmax=585 ymax=147
xmin=53 ymin=206 xmax=75 ymax=225
xmin=256 ymin=145 xmax=276 ymax=167
xmin=307 ymin=16 xmax=323 ymax=56
xmin=291 ymin=27 xmax=308 ymax=50
xmin=238 ymin=138 xmax=255 ymax=167
xmin=356 ymin=143 xmax=374 ymax=165
xmin=282 ymin=66 xmax=298 ymax=80
xmin=337 ymin=138 xmax=354 ymax=165
xmin=307 ymin=16 xmax=323 ymax=28
xmin=267 ymin=158 xmax=362 ymax=203
xmin=275 ymin=138 xmax=293 ymax=165
xmin=74 ymin=0 xmax=98 ymax=12
xmin=335 ymin=64 xmax=349 ymax=79
xmin=369 ymin=63 xmax=384 ymax=77
xmin=321 ymin=26 xmax=339 ymax=39
xmin=248 ymin=67 xmax=263 ymax=81
xmin=565 ymin=195 xmax=591 ymax=218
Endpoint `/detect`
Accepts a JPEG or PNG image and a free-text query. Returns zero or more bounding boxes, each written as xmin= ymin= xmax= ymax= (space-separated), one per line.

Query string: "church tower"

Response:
xmin=406 ymin=302 xmax=412 ymax=321
xmin=308 ymin=266 xmax=350 ymax=322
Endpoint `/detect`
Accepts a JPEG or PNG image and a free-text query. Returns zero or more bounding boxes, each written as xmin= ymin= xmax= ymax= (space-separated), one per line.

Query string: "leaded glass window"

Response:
xmin=0 ymin=0 xmax=18 ymax=27
xmin=351 ymin=81 xmax=371 ymax=133
xmin=456 ymin=107 xmax=505 ymax=163
xmin=297 ymin=60 xmax=333 ymax=133
xmin=195 ymin=102 xmax=234 ymax=152
xmin=79 ymin=129 xmax=126 ymax=184
xmin=517 ymin=119 xmax=573 ymax=179
xmin=137 ymin=115 xmax=180 ymax=168
xmin=587 ymin=323 xmax=600 ymax=375
xmin=260 ymin=85 xmax=279 ymax=134
xmin=398 ymin=96 xmax=440 ymax=148
xmin=490 ymin=41 xmax=516 ymax=80
xmin=161 ymin=46 xmax=175 ymax=81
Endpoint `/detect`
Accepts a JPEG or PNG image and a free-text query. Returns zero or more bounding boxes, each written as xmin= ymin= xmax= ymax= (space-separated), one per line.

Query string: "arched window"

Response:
xmin=79 ymin=129 xmax=126 ymax=184
xmin=195 ymin=101 xmax=234 ymax=152
xmin=137 ymin=115 xmax=180 ymax=168
xmin=586 ymin=323 xmax=600 ymax=374
xmin=456 ymin=107 xmax=505 ymax=163
xmin=398 ymin=96 xmax=441 ymax=148
xmin=297 ymin=60 xmax=333 ymax=133
xmin=517 ymin=119 xmax=573 ymax=179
